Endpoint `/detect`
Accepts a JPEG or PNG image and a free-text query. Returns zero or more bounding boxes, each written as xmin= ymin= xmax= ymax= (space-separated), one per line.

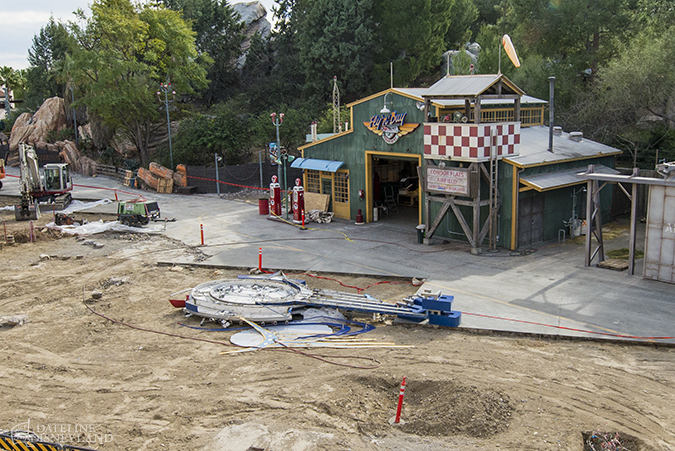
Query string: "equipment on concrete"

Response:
xmin=14 ymin=143 xmax=73 ymax=221
xmin=169 ymin=272 xmax=461 ymax=328
xmin=117 ymin=199 xmax=160 ymax=226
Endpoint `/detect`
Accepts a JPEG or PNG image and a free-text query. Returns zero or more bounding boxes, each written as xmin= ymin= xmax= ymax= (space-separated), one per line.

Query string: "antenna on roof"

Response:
xmin=333 ymin=76 xmax=340 ymax=134
xmin=390 ymin=61 xmax=393 ymax=89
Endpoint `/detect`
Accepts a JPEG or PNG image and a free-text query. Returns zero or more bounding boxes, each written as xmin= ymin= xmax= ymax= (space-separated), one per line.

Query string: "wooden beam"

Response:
xmin=448 ymin=200 xmax=476 ymax=247
xmin=426 ymin=199 xmax=452 ymax=240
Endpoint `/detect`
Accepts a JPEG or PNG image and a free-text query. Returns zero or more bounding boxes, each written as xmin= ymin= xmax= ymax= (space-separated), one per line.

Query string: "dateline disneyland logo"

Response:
xmin=8 ymin=419 xmax=113 ymax=446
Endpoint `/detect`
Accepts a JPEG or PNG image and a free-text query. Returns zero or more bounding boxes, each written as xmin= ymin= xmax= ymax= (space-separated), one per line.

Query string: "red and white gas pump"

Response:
xmin=269 ymin=175 xmax=282 ymax=217
xmin=292 ymin=178 xmax=305 ymax=224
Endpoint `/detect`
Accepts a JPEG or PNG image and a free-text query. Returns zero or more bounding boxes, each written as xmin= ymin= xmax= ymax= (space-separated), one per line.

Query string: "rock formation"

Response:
xmin=233 ymin=1 xmax=271 ymax=65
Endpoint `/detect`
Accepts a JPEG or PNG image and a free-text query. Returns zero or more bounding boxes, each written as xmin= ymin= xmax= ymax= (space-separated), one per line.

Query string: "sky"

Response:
xmin=2 ymin=0 xmax=276 ymax=71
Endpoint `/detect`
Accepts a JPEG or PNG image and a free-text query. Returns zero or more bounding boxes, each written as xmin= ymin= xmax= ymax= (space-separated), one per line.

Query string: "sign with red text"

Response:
xmin=425 ymin=166 xmax=471 ymax=196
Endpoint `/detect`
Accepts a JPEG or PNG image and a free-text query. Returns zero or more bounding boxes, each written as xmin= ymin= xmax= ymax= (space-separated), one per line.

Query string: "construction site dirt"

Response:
xmin=1 ymin=222 xmax=674 ymax=451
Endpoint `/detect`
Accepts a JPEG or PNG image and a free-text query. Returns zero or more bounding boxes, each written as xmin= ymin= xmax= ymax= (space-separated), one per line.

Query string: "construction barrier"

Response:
xmin=0 ymin=432 xmax=98 ymax=451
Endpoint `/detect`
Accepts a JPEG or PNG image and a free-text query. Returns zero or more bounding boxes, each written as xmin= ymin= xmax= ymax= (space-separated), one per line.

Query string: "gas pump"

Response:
xmin=292 ymin=178 xmax=305 ymax=224
xmin=269 ymin=175 xmax=282 ymax=217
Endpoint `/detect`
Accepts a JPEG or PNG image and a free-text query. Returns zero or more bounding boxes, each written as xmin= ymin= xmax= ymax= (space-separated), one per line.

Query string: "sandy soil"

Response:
xmin=1 ymin=207 xmax=674 ymax=451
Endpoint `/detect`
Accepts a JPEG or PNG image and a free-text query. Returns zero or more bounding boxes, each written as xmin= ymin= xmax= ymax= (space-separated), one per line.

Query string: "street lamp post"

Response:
xmin=70 ymin=85 xmax=78 ymax=147
xmin=271 ymin=112 xmax=284 ymax=213
xmin=157 ymin=81 xmax=176 ymax=170
xmin=215 ymin=153 xmax=222 ymax=197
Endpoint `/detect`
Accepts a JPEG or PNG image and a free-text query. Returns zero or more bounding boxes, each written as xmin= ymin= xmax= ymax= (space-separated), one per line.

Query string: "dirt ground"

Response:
xmin=1 ymin=205 xmax=674 ymax=451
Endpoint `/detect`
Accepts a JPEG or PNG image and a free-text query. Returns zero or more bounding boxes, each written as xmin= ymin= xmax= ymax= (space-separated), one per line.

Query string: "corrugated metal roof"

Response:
xmin=434 ymin=95 xmax=545 ymax=107
xmin=521 ymin=164 xmax=619 ymax=191
xmin=290 ymin=158 xmax=344 ymax=172
xmin=504 ymin=126 xmax=622 ymax=168
xmin=393 ymin=88 xmax=544 ymax=106
xmin=422 ymin=74 xmax=524 ymax=98
xmin=424 ymin=75 xmax=500 ymax=97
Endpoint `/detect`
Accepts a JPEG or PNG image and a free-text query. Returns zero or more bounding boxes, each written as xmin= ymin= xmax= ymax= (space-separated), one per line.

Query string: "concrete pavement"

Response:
xmin=3 ymin=166 xmax=674 ymax=344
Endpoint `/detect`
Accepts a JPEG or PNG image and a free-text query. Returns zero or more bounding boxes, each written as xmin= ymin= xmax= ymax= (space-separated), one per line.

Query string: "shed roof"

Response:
xmin=422 ymin=74 xmax=525 ymax=99
xmin=520 ymin=164 xmax=619 ymax=191
xmin=503 ymin=126 xmax=622 ymax=168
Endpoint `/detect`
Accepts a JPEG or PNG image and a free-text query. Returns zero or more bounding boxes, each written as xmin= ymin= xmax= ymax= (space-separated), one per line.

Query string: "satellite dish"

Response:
xmin=502 ymin=34 xmax=521 ymax=68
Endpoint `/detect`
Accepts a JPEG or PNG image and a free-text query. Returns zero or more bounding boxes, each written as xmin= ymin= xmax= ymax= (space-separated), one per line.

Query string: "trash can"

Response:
xmin=416 ymin=224 xmax=426 ymax=244
xmin=258 ymin=198 xmax=269 ymax=215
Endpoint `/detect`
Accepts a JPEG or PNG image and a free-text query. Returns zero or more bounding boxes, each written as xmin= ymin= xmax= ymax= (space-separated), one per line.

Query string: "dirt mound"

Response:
xmin=320 ymin=376 xmax=513 ymax=440
xmin=400 ymin=379 xmax=512 ymax=438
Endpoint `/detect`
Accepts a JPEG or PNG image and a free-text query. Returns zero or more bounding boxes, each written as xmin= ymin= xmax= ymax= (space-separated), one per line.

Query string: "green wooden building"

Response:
xmin=296 ymin=74 xmax=620 ymax=252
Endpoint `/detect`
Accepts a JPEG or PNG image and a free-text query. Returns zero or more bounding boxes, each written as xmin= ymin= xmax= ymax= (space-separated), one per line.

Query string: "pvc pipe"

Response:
xmin=394 ymin=376 xmax=406 ymax=423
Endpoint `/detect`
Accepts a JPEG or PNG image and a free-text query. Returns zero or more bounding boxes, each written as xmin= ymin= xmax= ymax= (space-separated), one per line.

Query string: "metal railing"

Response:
xmin=96 ymin=164 xmax=133 ymax=181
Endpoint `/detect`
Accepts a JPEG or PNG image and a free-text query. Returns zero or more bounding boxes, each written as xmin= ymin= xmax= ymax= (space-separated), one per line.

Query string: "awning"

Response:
xmin=520 ymin=164 xmax=619 ymax=192
xmin=291 ymin=158 xmax=344 ymax=172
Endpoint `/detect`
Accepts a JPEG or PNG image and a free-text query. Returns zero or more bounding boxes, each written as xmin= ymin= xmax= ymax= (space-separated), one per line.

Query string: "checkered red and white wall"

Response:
xmin=423 ymin=122 xmax=520 ymax=161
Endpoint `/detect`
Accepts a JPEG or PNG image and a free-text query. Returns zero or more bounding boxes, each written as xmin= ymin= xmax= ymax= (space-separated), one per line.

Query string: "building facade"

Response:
xmin=297 ymin=75 xmax=619 ymax=251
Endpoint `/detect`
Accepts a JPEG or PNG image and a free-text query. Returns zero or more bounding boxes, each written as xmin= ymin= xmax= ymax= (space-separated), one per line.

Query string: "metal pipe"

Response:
xmin=215 ymin=153 xmax=220 ymax=196
xmin=548 ymin=76 xmax=555 ymax=152
xmin=70 ymin=86 xmax=78 ymax=147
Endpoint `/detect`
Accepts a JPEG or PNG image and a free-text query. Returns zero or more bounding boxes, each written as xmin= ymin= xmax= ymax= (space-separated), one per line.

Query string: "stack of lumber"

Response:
xmin=136 ymin=162 xmax=188 ymax=193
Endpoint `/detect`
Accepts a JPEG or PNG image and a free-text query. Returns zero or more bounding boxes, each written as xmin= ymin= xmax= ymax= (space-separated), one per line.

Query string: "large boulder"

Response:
xmin=27 ymin=97 xmax=67 ymax=144
xmin=7 ymin=97 xmax=69 ymax=165
xmin=233 ymin=1 xmax=271 ymax=64
xmin=57 ymin=140 xmax=82 ymax=173
xmin=8 ymin=113 xmax=35 ymax=159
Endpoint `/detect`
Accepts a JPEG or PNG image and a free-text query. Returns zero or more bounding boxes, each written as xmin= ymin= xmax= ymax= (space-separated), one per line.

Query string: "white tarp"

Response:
xmin=47 ymin=220 xmax=164 ymax=235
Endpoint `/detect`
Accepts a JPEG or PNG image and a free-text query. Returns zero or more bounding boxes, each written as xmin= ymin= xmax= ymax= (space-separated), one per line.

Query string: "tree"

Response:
xmin=564 ymin=26 xmax=675 ymax=168
xmin=296 ymin=0 xmax=376 ymax=104
xmin=68 ymin=0 xmax=208 ymax=166
xmin=0 ymin=67 xmax=27 ymax=119
xmin=507 ymin=0 xmax=639 ymax=74
xmin=161 ymin=0 xmax=244 ymax=105
xmin=162 ymin=102 xmax=250 ymax=166
xmin=25 ymin=17 xmax=74 ymax=109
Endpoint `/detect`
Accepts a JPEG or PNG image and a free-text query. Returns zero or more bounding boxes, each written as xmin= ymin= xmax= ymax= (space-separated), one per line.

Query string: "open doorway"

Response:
xmin=365 ymin=151 xmax=421 ymax=226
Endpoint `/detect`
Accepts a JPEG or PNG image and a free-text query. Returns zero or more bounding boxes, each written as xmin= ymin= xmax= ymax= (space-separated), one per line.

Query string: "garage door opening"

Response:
xmin=366 ymin=151 xmax=421 ymax=227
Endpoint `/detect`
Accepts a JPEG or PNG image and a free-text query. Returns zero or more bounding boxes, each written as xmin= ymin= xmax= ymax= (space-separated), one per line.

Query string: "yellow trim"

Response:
xmin=345 ymin=87 xmax=425 ymax=108
xmin=365 ymin=150 xmax=422 ymax=224
xmin=503 ymin=151 xmax=623 ymax=169
xmin=510 ymin=161 xmax=519 ymax=250
xmin=519 ymin=185 xmax=534 ymax=192
xmin=298 ymin=128 xmax=354 ymax=151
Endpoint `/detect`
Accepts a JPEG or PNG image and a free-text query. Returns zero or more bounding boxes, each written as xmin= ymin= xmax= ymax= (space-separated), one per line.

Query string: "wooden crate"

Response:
xmin=304 ymin=192 xmax=330 ymax=212
xmin=157 ymin=177 xmax=174 ymax=194
xmin=123 ymin=170 xmax=133 ymax=187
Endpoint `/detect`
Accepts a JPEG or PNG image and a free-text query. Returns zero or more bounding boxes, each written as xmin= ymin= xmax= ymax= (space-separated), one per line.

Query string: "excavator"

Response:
xmin=15 ymin=143 xmax=73 ymax=221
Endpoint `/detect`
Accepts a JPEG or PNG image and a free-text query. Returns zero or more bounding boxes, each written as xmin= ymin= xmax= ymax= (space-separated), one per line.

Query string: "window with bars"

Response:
xmin=334 ymin=170 xmax=349 ymax=203
xmin=306 ymin=170 xmax=320 ymax=193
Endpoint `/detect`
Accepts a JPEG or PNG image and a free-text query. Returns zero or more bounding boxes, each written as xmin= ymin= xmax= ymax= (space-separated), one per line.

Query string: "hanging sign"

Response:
xmin=425 ymin=166 xmax=472 ymax=196
xmin=363 ymin=111 xmax=419 ymax=144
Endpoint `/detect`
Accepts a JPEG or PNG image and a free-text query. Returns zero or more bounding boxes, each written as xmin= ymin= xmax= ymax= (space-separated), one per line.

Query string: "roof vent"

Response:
xmin=553 ymin=126 xmax=562 ymax=136
xmin=569 ymin=131 xmax=583 ymax=142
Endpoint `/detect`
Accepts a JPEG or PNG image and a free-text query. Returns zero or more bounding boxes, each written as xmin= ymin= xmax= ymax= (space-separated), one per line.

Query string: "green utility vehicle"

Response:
xmin=117 ymin=200 xmax=160 ymax=226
